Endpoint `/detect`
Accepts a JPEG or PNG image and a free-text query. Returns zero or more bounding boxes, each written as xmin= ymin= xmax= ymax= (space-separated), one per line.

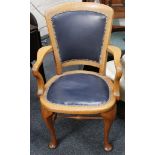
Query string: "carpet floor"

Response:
xmin=30 ymin=32 xmax=125 ymax=155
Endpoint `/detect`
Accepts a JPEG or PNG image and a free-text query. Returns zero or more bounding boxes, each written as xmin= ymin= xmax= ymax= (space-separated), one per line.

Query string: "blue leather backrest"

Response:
xmin=52 ymin=11 xmax=106 ymax=62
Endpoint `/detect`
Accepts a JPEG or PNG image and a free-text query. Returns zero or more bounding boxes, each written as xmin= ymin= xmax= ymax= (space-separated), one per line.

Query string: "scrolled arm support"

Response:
xmin=107 ymin=45 xmax=123 ymax=100
xmin=32 ymin=45 xmax=53 ymax=96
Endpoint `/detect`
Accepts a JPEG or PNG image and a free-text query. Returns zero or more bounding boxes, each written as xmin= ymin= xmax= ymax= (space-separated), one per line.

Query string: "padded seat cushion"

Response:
xmin=47 ymin=73 xmax=109 ymax=106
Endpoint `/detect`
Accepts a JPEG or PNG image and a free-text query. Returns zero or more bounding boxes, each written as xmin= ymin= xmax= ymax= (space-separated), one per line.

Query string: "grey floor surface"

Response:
xmin=30 ymin=32 xmax=125 ymax=155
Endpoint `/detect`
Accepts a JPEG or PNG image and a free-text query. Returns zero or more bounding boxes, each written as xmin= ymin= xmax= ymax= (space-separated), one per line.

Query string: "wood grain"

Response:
xmin=107 ymin=45 xmax=122 ymax=100
xmin=32 ymin=45 xmax=53 ymax=96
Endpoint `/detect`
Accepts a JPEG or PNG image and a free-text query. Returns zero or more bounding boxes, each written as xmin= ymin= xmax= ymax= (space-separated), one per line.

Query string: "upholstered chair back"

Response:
xmin=52 ymin=11 xmax=106 ymax=62
xmin=45 ymin=2 xmax=114 ymax=74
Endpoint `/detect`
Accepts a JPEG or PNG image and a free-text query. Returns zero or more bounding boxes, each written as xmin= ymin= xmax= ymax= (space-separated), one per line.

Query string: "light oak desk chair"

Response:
xmin=32 ymin=2 xmax=122 ymax=152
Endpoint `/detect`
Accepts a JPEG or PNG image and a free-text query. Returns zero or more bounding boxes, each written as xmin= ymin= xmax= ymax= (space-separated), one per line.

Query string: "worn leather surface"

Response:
xmin=52 ymin=11 xmax=106 ymax=62
xmin=47 ymin=73 xmax=109 ymax=106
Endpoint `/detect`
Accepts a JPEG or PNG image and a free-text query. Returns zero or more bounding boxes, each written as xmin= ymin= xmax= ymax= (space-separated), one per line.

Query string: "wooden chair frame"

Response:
xmin=32 ymin=2 xmax=122 ymax=152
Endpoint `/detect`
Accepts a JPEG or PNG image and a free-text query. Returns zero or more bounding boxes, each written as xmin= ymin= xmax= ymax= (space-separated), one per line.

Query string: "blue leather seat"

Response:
xmin=47 ymin=73 xmax=109 ymax=106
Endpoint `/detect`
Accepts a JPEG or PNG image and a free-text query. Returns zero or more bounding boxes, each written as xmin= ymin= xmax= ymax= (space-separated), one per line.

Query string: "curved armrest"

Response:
xmin=32 ymin=45 xmax=53 ymax=96
xmin=107 ymin=45 xmax=123 ymax=100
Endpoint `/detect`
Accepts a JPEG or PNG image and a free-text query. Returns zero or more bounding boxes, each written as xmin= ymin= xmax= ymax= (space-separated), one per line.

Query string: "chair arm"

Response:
xmin=32 ymin=45 xmax=53 ymax=96
xmin=107 ymin=45 xmax=123 ymax=100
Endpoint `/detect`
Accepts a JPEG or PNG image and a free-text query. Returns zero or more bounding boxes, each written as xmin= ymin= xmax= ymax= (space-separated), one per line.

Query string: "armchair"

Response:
xmin=32 ymin=2 xmax=122 ymax=152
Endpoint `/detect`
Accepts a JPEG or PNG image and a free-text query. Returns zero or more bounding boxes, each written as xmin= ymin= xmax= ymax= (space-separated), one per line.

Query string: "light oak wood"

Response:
xmin=58 ymin=116 xmax=102 ymax=120
xmin=54 ymin=113 xmax=113 ymax=120
xmin=107 ymin=45 xmax=122 ymax=100
xmin=101 ymin=104 xmax=116 ymax=151
xmin=32 ymin=45 xmax=53 ymax=96
xmin=41 ymin=106 xmax=58 ymax=148
xmin=62 ymin=60 xmax=100 ymax=68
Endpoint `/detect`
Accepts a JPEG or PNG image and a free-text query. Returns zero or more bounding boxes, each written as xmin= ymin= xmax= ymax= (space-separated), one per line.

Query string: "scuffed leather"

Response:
xmin=47 ymin=73 xmax=109 ymax=106
xmin=52 ymin=11 xmax=106 ymax=62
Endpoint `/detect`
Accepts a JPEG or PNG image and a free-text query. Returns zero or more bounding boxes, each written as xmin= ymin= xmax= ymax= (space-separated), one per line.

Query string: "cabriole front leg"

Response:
xmin=41 ymin=106 xmax=58 ymax=149
xmin=101 ymin=104 xmax=116 ymax=151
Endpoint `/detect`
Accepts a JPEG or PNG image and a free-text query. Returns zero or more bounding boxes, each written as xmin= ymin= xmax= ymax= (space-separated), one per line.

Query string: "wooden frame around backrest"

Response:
xmin=45 ymin=2 xmax=114 ymax=75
